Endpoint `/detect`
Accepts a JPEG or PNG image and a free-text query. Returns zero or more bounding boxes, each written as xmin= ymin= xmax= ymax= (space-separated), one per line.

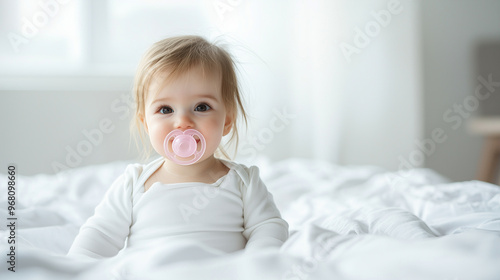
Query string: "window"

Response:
xmin=0 ymin=0 xmax=85 ymax=74
xmin=0 ymin=0 xmax=223 ymax=76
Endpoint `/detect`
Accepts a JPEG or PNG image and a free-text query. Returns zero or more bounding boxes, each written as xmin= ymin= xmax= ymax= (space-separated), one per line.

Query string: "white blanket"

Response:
xmin=1 ymin=158 xmax=500 ymax=279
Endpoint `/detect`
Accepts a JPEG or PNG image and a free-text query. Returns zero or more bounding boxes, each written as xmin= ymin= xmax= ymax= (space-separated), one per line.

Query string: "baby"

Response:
xmin=67 ymin=35 xmax=289 ymax=259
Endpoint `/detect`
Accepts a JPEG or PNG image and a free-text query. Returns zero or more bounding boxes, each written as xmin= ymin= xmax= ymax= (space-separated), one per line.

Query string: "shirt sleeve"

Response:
xmin=67 ymin=167 xmax=134 ymax=259
xmin=242 ymin=166 xmax=289 ymax=251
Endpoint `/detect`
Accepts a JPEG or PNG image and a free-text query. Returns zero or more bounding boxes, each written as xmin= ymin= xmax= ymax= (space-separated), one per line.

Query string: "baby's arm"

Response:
xmin=242 ymin=166 xmax=289 ymax=251
xmin=67 ymin=170 xmax=133 ymax=259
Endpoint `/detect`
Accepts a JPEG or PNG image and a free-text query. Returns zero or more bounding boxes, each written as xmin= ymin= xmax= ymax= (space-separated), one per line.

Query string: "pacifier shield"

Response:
xmin=164 ymin=129 xmax=206 ymax=165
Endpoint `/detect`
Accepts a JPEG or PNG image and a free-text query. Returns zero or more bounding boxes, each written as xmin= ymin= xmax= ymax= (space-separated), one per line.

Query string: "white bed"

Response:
xmin=1 ymin=157 xmax=500 ymax=280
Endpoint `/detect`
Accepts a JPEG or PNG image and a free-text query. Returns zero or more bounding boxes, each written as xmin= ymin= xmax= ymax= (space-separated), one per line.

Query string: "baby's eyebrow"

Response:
xmin=150 ymin=97 xmax=170 ymax=106
xmin=150 ymin=94 xmax=220 ymax=106
xmin=195 ymin=94 xmax=219 ymax=102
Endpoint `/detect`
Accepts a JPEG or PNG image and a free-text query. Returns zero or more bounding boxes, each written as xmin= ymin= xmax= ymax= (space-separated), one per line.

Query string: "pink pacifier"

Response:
xmin=163 ymin=129 xmax=206 ymax=165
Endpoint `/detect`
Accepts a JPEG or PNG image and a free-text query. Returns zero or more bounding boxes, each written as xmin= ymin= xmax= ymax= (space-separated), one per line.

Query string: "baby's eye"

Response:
xmin=195 ymin=103 xmax=211 ymax=112
xmin=159 ymin=106 xmax=173 ymax=114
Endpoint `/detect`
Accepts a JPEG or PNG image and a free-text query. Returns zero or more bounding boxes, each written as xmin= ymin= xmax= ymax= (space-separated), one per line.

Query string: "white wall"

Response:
xmin=421 ymin=0 xmax=500 ymax=181
xmin=0 ymin=77 xmax=138 ymax=175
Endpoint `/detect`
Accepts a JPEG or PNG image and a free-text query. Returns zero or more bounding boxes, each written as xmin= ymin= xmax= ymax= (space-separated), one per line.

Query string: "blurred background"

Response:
xmin=1 ymin=0 xmax=499 ymax=182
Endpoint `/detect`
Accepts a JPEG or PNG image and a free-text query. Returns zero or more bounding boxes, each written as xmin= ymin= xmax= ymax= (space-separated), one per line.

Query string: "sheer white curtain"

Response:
xmin=0 ymin=0 xmax=422 ymax=172
xmin=220 ymin=0 xmax=422 ymax=170
xmin=331 ymin=0 xmax=422 ymax=169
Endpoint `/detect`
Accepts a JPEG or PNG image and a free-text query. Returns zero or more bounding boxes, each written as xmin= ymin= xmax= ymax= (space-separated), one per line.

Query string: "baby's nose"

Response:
xmin=174 ymin=112 xmax=194 ymax=129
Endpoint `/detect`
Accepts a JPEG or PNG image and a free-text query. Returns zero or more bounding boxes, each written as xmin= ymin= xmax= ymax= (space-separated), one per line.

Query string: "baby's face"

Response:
xmin=143 ymin=65 xmax=232 ymax=164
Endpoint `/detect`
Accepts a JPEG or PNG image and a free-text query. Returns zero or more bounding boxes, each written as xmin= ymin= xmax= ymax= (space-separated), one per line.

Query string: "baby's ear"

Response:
xmin=223 ymin=112 xmax=234 ymax=136
xmin=140 ymin=115 xmax=149 ymax=134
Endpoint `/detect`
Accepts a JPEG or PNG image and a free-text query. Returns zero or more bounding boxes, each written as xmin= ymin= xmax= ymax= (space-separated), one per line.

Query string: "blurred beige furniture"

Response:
xmin=468 ymin=117 xmax=500 ymax=185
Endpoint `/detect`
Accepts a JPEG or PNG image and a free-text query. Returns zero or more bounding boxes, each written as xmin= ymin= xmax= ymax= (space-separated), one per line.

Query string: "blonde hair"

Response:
xmin=131 ymin=35 xmax=247 ymax=161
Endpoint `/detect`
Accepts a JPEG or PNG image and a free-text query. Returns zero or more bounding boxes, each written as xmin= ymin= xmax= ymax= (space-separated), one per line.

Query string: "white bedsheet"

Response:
xmin=1 ymin=158 xmax=500 ymax=279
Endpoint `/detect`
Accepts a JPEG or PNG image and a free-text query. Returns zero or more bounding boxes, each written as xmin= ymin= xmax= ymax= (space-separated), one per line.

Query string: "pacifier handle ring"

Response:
xmin=163 ymin=129 xmax=206 ymax=165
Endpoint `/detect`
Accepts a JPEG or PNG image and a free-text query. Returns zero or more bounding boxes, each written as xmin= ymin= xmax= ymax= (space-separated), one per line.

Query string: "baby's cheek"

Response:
xmin=150 ymin=132 xmax=168 ymax=155
xmin=205 ymin=126 xmax=224 ymax=150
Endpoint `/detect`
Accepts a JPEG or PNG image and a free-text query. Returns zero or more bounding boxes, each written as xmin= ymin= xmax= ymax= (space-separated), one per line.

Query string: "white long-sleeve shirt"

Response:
xmin=67 ymin=158 xmax=289 ymax=259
